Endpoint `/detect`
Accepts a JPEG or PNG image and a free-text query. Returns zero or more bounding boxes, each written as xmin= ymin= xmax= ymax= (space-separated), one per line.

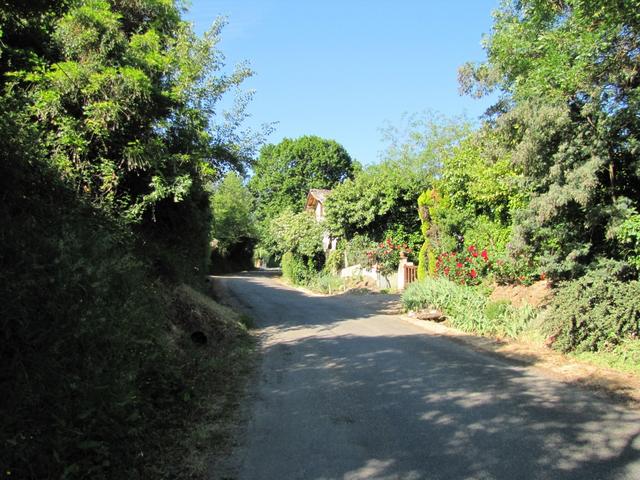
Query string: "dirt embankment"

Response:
xmin=489 ymin=279 xmax=553 ymax=308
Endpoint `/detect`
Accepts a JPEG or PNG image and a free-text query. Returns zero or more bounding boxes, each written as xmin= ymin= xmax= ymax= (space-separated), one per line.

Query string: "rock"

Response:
xmin=416 ymin=309 xmax=445 ymax=322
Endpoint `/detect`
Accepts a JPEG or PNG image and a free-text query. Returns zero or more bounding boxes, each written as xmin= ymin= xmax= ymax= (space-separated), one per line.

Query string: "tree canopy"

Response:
xmin=249 ymin=135 xmax=355 ymax=219
xmin=460 ymin=0 xmax=640 ymax=278
xmin=325 ymin=114 xmax=471 ymax=248
xmin=210 ymin=172 xmax=256 ymax=255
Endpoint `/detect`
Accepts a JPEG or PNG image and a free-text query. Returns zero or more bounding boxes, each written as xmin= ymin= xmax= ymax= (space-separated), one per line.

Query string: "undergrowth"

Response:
xmin=542 ymin=263 xmax=640 ymax=354
xmin=0 ymin=155 xmax=254 ymax=479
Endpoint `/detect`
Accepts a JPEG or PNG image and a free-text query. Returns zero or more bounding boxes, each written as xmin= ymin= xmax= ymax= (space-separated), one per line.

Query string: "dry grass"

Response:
xmin=152 ymin=284 xmax=256 ymax=479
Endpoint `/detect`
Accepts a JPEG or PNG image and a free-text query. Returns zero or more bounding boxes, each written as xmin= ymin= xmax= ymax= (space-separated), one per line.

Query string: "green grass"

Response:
xmin=402 ymin=277 xmax=537 ymax=339
xmin=308 ymin=273 xmax=347 ymax=294
xmin=570 ymin=339 xmax=640 ymax=376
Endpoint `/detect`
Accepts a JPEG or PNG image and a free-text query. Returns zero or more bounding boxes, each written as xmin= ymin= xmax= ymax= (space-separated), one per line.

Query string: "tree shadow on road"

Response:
xmin=212 ymin=270 xmax=640 ymax=480
xmin=253 ymin=334 xmax=640 ymax=480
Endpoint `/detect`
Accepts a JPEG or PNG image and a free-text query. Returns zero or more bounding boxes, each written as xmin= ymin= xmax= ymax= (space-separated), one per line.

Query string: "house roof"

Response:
xmin=307 ymin=189 xmax=331 ymax=204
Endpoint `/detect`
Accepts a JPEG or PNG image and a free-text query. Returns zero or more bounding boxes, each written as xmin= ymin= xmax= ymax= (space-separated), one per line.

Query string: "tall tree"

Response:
xmin=5 ymin=0 xmax=258 ymax=230
xmin=248 ymin=135 xmax=355 ymax=219
xmin=210 ymin=171 xmax=256 ymax=255
xmin=461 ymin=0 xmax=640 ymax=278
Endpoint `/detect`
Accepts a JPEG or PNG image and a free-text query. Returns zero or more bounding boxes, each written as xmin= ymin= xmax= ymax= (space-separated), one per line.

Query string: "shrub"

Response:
xmin=434 ymin=245 xmax=491 ymax=285
xmin=544 ymin=264 xmax=640 ymax=353
xmin=617 ymin=210 xmax=640 ymax=270
xmin=281 ymin=252 xmax=315 ymax=285
xmin=366 ymin=237 xmax=412 ymax=276
xmin=402 ymin=277 xmax=536 ymax=338
xmin=417 ymin=189 xmax=440 ymax=280
xmin=491 ymin=254 xmax=539 ymax=285
xmin=324 ymin=248 xmax=344 ymax=275
xmin=344 ymin=234 xmax=376 ymax=267
xmin=309 ymin=273 xmax=346 ymax=294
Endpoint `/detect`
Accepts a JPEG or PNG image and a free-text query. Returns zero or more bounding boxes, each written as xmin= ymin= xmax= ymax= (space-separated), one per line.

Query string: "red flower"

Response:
xmin=470 ymin=269 xmax=478 ymax=278
xmin=472 ymin=251 xmax=478 ymax=258
xmin=444 ymin=267 xmax=450 ymax=275
xmin=481 ymin=249 xmax=488 ymax=261
xmin=468 ymin=245 xmax=477 ymax=252
xmin=456 ymin=262 xmax=463 ymax=268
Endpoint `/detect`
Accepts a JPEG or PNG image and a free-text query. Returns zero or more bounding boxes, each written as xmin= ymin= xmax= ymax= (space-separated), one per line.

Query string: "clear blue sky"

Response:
xmin=186 ymin=1 xmax=500 ymax=165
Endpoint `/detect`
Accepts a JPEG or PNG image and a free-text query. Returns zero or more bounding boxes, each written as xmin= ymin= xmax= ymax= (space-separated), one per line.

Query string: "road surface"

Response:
xmin=213 ymin=270 xmax=640 ymax=480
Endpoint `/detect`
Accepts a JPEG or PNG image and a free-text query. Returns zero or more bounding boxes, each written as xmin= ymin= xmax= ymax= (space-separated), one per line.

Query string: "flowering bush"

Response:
xmin=367 ymin=238 xmax=412 ymax=276
xmin=435 ymin=245 xmax=491 ymax=285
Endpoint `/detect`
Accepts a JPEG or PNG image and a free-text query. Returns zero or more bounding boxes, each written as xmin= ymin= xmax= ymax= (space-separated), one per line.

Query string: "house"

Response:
xmin=305 ymin=189 xmax=337 ymax=250
xmin=305 ymin=188 xmax=331 ymax=222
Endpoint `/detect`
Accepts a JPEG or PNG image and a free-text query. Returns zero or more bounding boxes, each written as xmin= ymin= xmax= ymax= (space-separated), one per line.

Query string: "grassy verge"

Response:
xmin=402 ymin=277 xmax=640 ymax=378
xmin=402 ymin=277 xmax=536 ymax=339
xmin=282 ymin=272 xmax=383 ymax=295
xmin=152 ymin=285 xmax=255 ymax=478
xmin=569 ymin=340 xmax=640 ymax=376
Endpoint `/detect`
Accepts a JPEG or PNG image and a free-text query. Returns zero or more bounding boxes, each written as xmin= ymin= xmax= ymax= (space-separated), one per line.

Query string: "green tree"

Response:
xmin=431 ymin=128 xmax=527 ymax=257
xmin=461 ymin=0 xmax=640 ymax=278
xmin=325 ymin=114 xmax=470 ymax=250
xmin=11 ymin=0 xmax=257 ymax=229
xmin=267 ymin=209 xmax=325 ymax=259
xmin=0 ymin=0 xmax=262 ymax=476
xmin=211 ymin=172 xmax=256 ymax=255
xmin=324 ymin=160 xmax=425 ymax=242
xmin=249 ymin=135 xmax=355 ymax=219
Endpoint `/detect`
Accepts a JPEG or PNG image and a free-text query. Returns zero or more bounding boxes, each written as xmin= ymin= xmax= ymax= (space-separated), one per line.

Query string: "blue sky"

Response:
xmin=186 ymin=1 xmax=500 ymax=165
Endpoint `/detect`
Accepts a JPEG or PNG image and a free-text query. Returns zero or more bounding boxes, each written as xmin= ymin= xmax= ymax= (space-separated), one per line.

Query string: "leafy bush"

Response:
xmin=617 ymin=210 xmax=640 ymax=270
xmin=491 ymin=254 xmax=540 ymax=285
xmin=281 ymin=252 xmax=315 ymax=285
xmin=463 ymin=215 xmax=512 ymax=260
xmin=344 ymin=234 xmax=376 ymax=267
xmin=544 ymin=265 xmax=640 ymax=353
xmin=267 ymin=210 xmax=324 ymax=258
xmin=434 ymin=245 xmax=491 ymax=285
xmin=402 ymin=277 xmax=536 ymax=338
xmin=382 ymin=224 xmax=423 ymax=263
xmin=324 ymin=248 xmax=344 ymax=274
xmin=366 ymin=237 xmax=412 ymax=276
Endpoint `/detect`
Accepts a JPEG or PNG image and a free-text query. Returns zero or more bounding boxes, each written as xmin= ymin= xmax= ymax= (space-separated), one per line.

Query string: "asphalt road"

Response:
xmin=213 ymin=270 xmax=640 ymax=480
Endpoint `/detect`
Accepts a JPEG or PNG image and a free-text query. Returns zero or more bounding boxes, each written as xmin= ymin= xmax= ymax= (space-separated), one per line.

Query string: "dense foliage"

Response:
xmin=461 ymin=0 xmax=640 ymax=279
xmin=266 ymin=209 xmax=325 ymax=283
xmin=325 ymin=115 xmax=469 ymax=244
xmin=1 ymin=0 xmax=258 ymax=477
xmin=249 ymin=135 xmax=355 ymax=219
xmin=324 ymin=159 xmax=426 ymax=243
xmin=249 ymin=135 xmax=354 ymax=269
xmin=209 ymin=172 xmax=257 ymax=272
xmin=544 ymin=263 xmax=640 ymax=353
xmin=403 ymin=0 xmax=640 ymax=365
